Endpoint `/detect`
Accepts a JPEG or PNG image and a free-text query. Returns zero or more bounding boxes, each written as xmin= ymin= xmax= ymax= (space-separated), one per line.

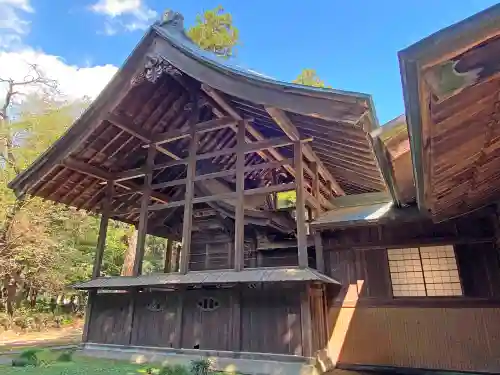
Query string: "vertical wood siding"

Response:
xmin=327 ymin=306 xmax=500 ymax=372
xmin=181 ymin=289 xmax=233 ymax=350
xmin=130 ymin=292 xmax=180 ymax=347
xmin=87 ymin=293 xmax=131 ymax=345
xmin=86 ymin=286 xmax=304 ymax=356
xmin=241 ymin=286 xmax=302 ymax=355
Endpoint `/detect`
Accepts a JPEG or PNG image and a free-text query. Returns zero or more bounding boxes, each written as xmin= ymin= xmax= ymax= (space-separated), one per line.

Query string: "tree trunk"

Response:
xmin=121 ymin=229 xmax=138 ymax=276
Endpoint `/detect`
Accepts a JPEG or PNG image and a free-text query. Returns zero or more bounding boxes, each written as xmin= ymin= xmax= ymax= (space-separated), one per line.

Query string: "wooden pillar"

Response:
xmin=231 ymin=286 xmax=242 ymax=351
xmin=179 ymin=114 xmax=199 ymax=274
xmin=174 ymin=290 xmax=184 ymax=348
xmin=300 ymin=284 xmax=313 ymax=357
xmin=163 ymin=239 xmax=173 ymax=273
xmin=92 ymin=180 xmax=114 ymax=279
xmin=126 ymin=289 xmax=137 ymax=345
xmin=294 ymin=141 xmax=308 ymax=268
xmin=82 ymin=289 xmax=96 ymax=342
xmin=314 ymin=231 xmax=325 ymax=273
xmin=133 ymin=144 xmax=156 ymax=276
xmin=234 ymin=120 xmax=246 ymax=271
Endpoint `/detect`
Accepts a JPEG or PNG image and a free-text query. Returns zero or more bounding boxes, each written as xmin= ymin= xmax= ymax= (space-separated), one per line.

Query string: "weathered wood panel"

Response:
xmin=456 ymin=242 xmax=500 ymax=298
xmin=87 ymin=293 xmax=131 ymax=345
xmin=189 ymin=241 xmax=233 ymax=271
xmin=241 ymin=286 xmax=302 ymax=355
xmin=131 ymin=291 xmax=180 ymax=348
xmin=323 ymin=215 xmax=494 ymax=251
xmin=322 ymin=306 xmax=500 ymax=373
xmin=181 ymin=289 xmax=233 ymax=350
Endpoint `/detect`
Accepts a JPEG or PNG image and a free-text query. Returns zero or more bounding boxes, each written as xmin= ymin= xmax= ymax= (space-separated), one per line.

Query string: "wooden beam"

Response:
xmin=234 ymin=120 xmax=246 ymax=271
xmin=153 ymin=116 xmax=236 ymax=145
xmin=265 ymin=106 xmax=345 ymax=196
xmin=106 ymin=112 xmax=182 ymax=160
xmin=294 ymin=141 xmax=308 ymax=268
xmin=179 ymin=106 xmax=199 ymax=274
xmin=63 ymin=157 xmax=171 ymax=204
xmin=115 ymin=159 xmax=188 ymax=182
xmin=151 ymin=178 xmax=187 ymax=190
xmin=132 ymin=145 xmax=156 ymax=276
xmin=314 ymin=231 xmax=325 ymax=273
xmin=202 ymin=85 xmax=313 ymax=188
xmin=92 ymin=180 xmax=113 ymax=279
xmin=163 ymin=240 xmax=173 ymax=273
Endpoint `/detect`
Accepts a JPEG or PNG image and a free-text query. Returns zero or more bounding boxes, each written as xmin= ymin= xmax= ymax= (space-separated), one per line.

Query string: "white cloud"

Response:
xmin=0 ymin=1 xmax=119 ymax=108
xmin=0 ymin=49 xmax=118 ymax=103
xmin=0 ymin=0 xmax=33 ymax=47
xmin=90 ymin=0 xmax=157 ymax=34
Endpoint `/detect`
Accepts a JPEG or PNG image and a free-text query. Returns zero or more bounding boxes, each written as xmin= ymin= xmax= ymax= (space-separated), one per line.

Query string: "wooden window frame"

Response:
xmin=388 ymin=245 xmax=463 ymax=298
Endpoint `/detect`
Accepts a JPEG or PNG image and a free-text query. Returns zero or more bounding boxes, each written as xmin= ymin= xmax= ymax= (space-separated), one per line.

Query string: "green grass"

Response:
xmin=0 ymin=356 xmax=143 ymax=375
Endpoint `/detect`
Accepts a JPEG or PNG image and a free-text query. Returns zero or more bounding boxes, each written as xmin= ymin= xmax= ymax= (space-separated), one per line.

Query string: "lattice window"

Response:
xmin=197 ymin=297 xmax=220 ymax=311
xmin=387 ymin=245 xmax=462 ymax=297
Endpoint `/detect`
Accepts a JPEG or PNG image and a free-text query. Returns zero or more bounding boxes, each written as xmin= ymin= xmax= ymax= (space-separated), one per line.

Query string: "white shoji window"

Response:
xmin=387 ymin=245 xmax=462 ymax=297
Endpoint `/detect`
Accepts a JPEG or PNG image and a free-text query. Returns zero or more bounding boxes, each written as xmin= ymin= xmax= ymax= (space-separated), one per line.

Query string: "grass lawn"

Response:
xmin=0 ymin=356 xmax=143 ymax=375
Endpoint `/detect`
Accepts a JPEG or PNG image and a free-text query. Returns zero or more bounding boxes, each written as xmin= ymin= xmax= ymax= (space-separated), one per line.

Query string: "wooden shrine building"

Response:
xmin=9 ymin=5 xmax=500 ymax=375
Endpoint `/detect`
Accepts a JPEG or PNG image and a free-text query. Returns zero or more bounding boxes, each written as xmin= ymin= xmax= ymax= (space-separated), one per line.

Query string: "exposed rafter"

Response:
xmin=265 ymin=106 xmax=345 ymax=196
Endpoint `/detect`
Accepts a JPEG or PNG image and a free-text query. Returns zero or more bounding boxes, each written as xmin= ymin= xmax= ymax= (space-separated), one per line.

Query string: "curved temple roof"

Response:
xmin=9 ymin=11 xmax=386 ymax=237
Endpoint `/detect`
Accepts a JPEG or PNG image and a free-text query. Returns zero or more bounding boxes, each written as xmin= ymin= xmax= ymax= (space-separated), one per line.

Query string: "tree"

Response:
xmin=293 ymin=69 xmax=331 ymax=88
xmin=187 ymin=5 xmax=239 ymax=58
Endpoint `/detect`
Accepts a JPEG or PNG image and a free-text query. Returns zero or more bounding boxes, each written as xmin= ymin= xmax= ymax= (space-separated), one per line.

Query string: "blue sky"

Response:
xmin=1 ymin=0 xmax=499 ymax=123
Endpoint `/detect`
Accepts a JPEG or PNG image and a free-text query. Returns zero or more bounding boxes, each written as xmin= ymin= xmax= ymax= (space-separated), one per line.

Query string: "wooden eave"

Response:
xmin=73 ymin=266 xmax=341 ymax=289
xmin=370 ymin=114 xmax=416 ymax=206
xmin=399 ymin=3 xmax=500 ymax=221
xmin=9 ymin=14 xmax=384 ymax=236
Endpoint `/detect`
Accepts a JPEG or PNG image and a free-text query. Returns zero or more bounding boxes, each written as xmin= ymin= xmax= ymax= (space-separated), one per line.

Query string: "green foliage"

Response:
xmin=190 ymin=359 xmax=213 ymax=375
xmin=293 ymin=69 xmax=331 ymax=88
xmin=13 ymin=348 xmax=75 ymax=367
xmin=158 ymin=364 xmax=190 ymax=375
xmin=187 ymin=6 xmax=239 ymax=58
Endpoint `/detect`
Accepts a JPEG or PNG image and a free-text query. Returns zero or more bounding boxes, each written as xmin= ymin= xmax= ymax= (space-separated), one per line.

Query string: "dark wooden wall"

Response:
xmin=86 ymin=285 xmax=305 ymax=356
xmin=87 ymin=293 xmax=132 ymax=345
xmin=188 ymin=229 xmax=299 ymax=271
xmin=241 ymin=285 xmax=302 ymax=355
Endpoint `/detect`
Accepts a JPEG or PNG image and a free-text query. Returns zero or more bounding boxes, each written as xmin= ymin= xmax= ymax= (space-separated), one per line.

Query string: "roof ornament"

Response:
xmin=131 ymin=53 xmax=182 ymax=86
xmin=159 ymin=9 xmax=185 ymax=31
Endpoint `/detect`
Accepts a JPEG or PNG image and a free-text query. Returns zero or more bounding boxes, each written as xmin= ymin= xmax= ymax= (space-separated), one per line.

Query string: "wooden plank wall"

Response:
xmin=181 ymin=289 xmax=233 ymax=350
xmin=316 ymin=214 xmax=500 ymax=373
xmin=189 ymin=229 xmax=300 ymax=271
xmin=241 ymin=285 xmax=302 ymax=355
xmin=87 ymin=293 xmax=132 ymax=345
xmin=131 ymin=292 xmax=180 ymax=347
xmin=86 ymin=286 xmax=304 ymax=356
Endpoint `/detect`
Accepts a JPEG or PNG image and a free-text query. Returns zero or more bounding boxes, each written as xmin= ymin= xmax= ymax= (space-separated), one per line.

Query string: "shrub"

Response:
xmin=0 ymin=313 xmax=11 ymax=331
xmin=159 ymin=364 xmax=190 ymax=375
xmin=56 ymin=349 xmax=76 ymax=362
xmin=190 ymin=359 xmax=213 ymax=375
xmin=11 ymin=358 xmax=35 ymax=367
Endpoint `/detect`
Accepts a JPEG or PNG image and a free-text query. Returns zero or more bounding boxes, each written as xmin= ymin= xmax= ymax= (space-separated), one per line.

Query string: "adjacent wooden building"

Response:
xmin=9 ymin=5 xmax=500 ymax=375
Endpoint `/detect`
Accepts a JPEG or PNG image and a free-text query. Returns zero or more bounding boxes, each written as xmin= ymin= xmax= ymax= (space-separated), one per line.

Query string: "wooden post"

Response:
xmin=294 ymin=141 xmax=308 ymax=268
xmin=300 ymin=284 xmax=313 ymax=357
xmin=126 ymin=289 xmax=137 ymax=345
xmin=234 ymin=120 xmax=246 ymax=271
xmin=231 ymin=287 xmax=242 ymax=351
xmin=174 ymin=291 xmax=184 ymax=348
xmin=179 ymin=106 xmax=199 ymax=274
xmin=163 ymin=239 xmax=173 ymax=273
xmin=133 ymin=144 xmax=156 ymax=276
xmin=314 ymin=231 xmax=325 ymax=273
xmin=92 ymin=180 xmax=114 ymax=279
xmin=82 ymin=289 xmax=96 ymax=342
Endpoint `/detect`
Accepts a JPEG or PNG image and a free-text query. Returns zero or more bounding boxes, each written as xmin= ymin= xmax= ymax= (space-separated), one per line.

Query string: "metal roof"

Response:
xmin=73 ymin=267 xmax=340 ymax=289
